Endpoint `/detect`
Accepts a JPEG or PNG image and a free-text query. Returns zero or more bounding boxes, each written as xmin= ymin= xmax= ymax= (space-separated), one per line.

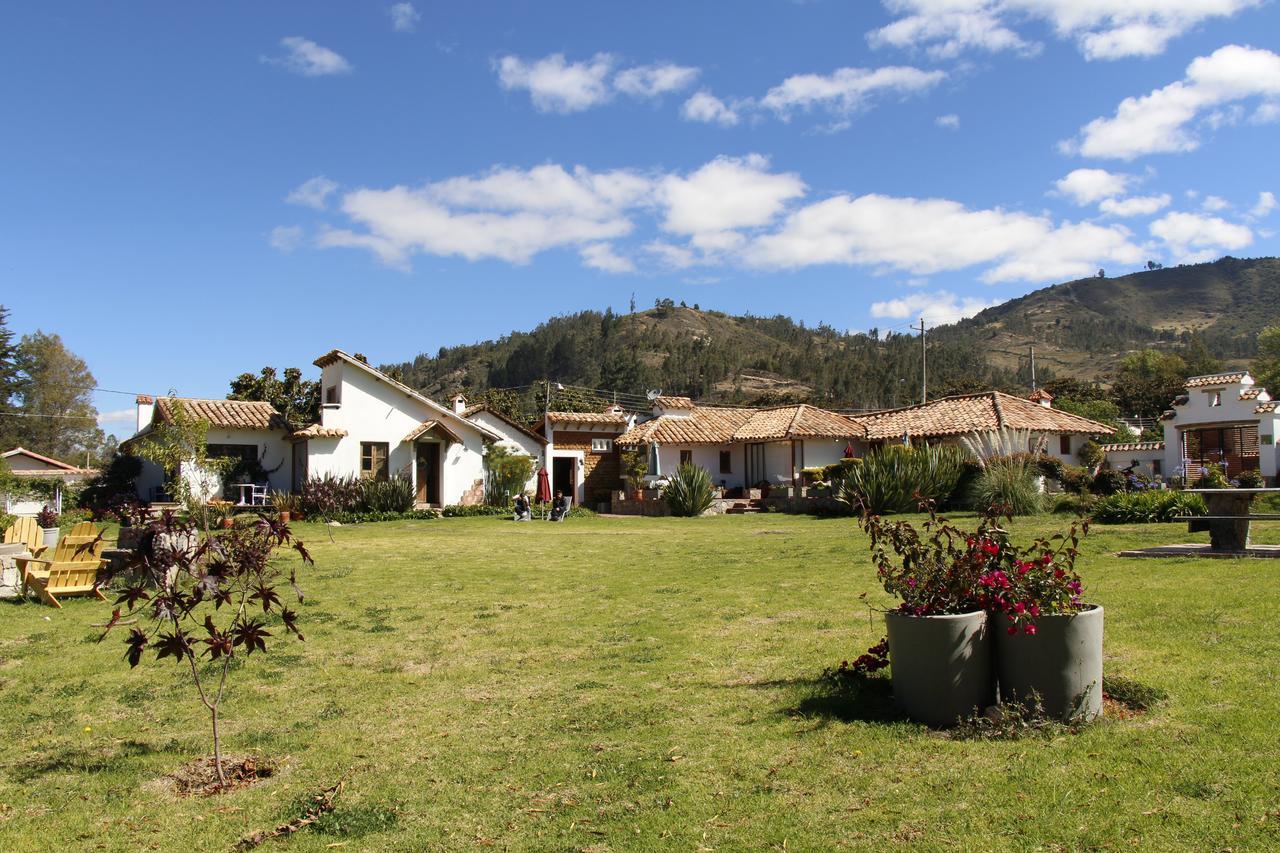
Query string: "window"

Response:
xmin=719 ymin=450 xmax=732 ymax=473
xmin=324 ymin=385 xmax=340 ymax=406
xmin=206 ymin=444 xmax=257 ymax=464
xmin=1207 ymin=390 xmax=1222 ymax=407
xmin=1151 ymin=459 xmax=1162 ymax=476
xmin=360 ymin=442 xmax=389 ymax=481
xmin=679 ymin=449 xmax=693 ymax=467
xmin=1059 ymin=435 xmax=1071 ymax=455
xmin=591 ymin=438 xmax=613 ymax=453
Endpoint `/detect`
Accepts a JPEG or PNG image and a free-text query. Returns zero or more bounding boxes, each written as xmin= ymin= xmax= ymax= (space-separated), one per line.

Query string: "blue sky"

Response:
xmin=2 ymin=1 xmax=1278 ymax=436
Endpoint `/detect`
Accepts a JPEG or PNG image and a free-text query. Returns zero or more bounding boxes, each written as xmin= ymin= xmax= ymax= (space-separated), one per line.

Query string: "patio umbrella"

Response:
xmin=649 ymin=442 xmax=661 ymax=478
xmin=535 ymin=466 xmax=552 ymax=503
xmin=843 ymin=442 xmax=855 ymax=459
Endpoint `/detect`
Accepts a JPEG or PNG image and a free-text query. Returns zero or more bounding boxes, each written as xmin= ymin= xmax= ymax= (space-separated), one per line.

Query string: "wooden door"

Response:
xmin=416 ymin=443 xmax=441 ymax=505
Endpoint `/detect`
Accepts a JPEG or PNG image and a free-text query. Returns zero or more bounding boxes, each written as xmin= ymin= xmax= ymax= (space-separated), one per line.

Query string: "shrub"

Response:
xmin=1090 ymin=469 xmax=1128 ymax=496
xmin=0 ymin=511 xmax=15 ymax=534
xmin=666 ymin=463 xmax=715 ymax=517
xmin=1050 ymin=493 xmax=1095 ymax=516
xmin=1200 ymin=463 xmax=1230 ymax=489
xmin=1077 ymin=440 xmax=1103 ymax=469
xmin=1056 ymin=464 xmax=1092 ymax=494
xmin=327 ymin=509 xmax=438 ymax=523
xmin=837 ymin=444 xmax=969 ymax=515
xmin=300 ymin=474 xmax=362 ymax=518
xmin=484 ymin=445 xmax=535 ymax=505
xmin=441 ymin=504 xmax=509 ymax=517
xmin=1092 ymin=490 xmax=1207 ymax=524
xmin=1235 ymin=468 xmax=1265 ymax=488
xmin=968 ymin=459 xmax=1042 ymax=516
xmin=78 ymin=453 xmax=144 ymax=516
xmin=358 ymin=476 xmax=415 ymax=514
xmin=35 ymin=506 xmax=59 ymax=528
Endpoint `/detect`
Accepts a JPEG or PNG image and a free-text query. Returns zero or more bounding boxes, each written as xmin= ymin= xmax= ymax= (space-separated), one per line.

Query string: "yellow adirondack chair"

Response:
xmin=15 ymin=535 xmax=107 ymax=607
xmin=66 ymin=521 xmax=99 ymax=539
xmin=2 ymin=516 xmax=47 ymax=558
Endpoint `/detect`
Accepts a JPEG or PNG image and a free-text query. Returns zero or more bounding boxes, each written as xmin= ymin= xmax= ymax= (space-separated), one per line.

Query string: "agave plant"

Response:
xmin=359 ymin=475 xmax=415 ymax=513
xmin=665 ymin=463 xmax=715 ymax=517
xmin=837 ymin=444 xmax=970 ymax=515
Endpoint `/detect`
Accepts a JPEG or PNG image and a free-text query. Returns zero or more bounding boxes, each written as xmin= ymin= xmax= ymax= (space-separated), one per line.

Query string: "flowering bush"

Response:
xmin=861 ymin=502 xmax=1090 ymax=631
xmin=35 ymin=505 xmax=59 ymax=528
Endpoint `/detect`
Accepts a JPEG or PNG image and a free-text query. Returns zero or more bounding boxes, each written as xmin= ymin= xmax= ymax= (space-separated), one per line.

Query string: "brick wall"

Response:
xmin=554 ymin=430 xmax=623 ymax=507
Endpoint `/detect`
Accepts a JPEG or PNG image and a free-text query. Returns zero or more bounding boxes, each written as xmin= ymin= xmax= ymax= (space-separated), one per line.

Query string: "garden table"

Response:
xmin=1181 ymin=488 xmax=1280 ymax=552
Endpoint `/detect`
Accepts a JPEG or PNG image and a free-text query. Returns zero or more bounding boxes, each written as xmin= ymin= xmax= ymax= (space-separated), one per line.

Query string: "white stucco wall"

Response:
xmin=654 ymin=445 xmax=742 ymax=489
xmin=1102 ymin=447 xmax=1166 ymax=479
xmin=1160 ymin=377 xmax=1273 ymax=479
xmin=312 ymin=360 xmax=489 ymax=505
xmin=131 ymin=426 xmax=289 ymax=503
xmin=467 ymin=410 xmax=545 ymax=495
xmin=801 ymin=439 xmax=849 ymax=471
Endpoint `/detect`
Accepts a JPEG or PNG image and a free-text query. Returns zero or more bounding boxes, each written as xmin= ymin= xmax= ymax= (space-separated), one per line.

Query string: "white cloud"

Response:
xmin=269 ymin=225 xmax=305 ymax=252
xmin=285 ymin=176 xmax=339 ymax=210
xmin=680 ymin=91 xmax=740 ymax=126
xmin=1249 ymin=191 xmax=1276 ymax=219
xmin=935 ymin=113 xmax=960 ymax=129
xmin=316 ymin=163 xmax=652 ymax=268
xmin=658 ymin=155 xmax=805 ymax=239
xmin=744 ymin=193 xmax=1143 ymax=283
xmin=496 ymin=53 xmax=615 ymax=113
xmin=1252 ymin=101 xmax=1280 ymax=123
xmin=580 ymin=243 xmax=635 ymax=273
xmin=614 ymin=63 xmax=699 ymax=98
xmin=1054 ymin=168 xmax=1133 ymax=205
xmin=871 ymin=290 xmax=1002 ymax=325
xmin=1150 ymin=211 xmax=1253 ymax=262
xmin=265 ymin=36 xmax=352 ymax=77
xmin=759 ymin=65 xmax=945 ymax=118
xmin=97 ymin=408 xmax=136 ymax=426
xmin=645 ymin=240 xmax=697 ymax=269
xmin=389 ymin=3 xmax=421 ymax=32
xmin=1201 ymin=195 xmax=1230 ymax=212
xmin=1099 ymin=194 xmax=1172 ymax=217
xmin=1064 ymin=45 xmax=1280 ymax=159
xmin=869 ymin=1 xmax=1261 ymax=61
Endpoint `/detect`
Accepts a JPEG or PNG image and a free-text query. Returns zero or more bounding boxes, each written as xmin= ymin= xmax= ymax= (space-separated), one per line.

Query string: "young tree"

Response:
xmin=483 ymin=443 xmax=535 ymax=504
xmin=227 ymin=366 xmax=320 ymax=428
xmin=0 ymin=307 xmax=20 ymax=449
xmin=11 ymin=330 xmax=105 ymax=461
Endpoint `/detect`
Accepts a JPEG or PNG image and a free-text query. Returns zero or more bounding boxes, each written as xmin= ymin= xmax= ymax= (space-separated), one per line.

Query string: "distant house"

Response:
xmin=127 ymin=350 xmax=505 ymax=507
xmin=616 ymin=396 xmax=866 ymax=491
xmin=539 ymin=406 xmax=634 ymax=509
xmin=853 ymin=390 xmax=1112 ymax=463
xmin=1160 ymin=371 xmax=1279 ymax=483
xmin=1101 ymin=441 xmax=1166 ymax=479
xmin=1 ymin=447 xmax=97 ymax=515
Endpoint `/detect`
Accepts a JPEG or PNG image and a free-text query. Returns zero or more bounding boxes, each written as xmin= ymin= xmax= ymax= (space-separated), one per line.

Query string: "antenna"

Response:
xmin=1030 ymin=345 xmax=1037 ymax=393
xmin=912 ymin=318 xmax=927 ymax=404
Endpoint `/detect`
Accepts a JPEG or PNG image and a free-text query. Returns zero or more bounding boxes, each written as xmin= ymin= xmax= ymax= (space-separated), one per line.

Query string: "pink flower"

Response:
xmin=1029 ymin=604 xmax=1040 ymax=617
xmin=1013 ymin=601 xmax=1026 ymax=614
xmin=1025 ymin=624 xmax=1037 ymax=636
xmin=1007 ymin=626 xmax=1018 ymax=636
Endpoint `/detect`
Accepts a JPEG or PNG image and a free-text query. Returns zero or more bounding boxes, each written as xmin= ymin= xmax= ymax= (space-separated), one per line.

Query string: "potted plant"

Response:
xmin=861 ymin=504 xmax=997 ymax=726
xmin=270 ymin=491 xmax=294 ymax=523
xmin=621 ymin=449 xmax=649 ymax=500
xmin=36 ymin=506 xmax=60 ymax=549
xmin=982 ymin=518 xmax=1103 ymax=721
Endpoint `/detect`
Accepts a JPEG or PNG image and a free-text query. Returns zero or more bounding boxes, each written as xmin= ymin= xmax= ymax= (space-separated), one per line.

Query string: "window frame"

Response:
xmin=360 ymin=441 xmax=390 ymax=481
xmin=591 ymin=437 xmax=613 ymax=453
xmin=719 ymin=449 xmax=732 ymax=473
xmin=1059 ymin=435 xmax=1072 ymax=455
xmin=679 ymin=449 xmax=693 ymax=467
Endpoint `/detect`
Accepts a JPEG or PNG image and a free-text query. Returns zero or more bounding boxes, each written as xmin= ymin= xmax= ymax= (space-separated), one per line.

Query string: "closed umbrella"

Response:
xmin=535 ymin=466 xmax=552 ymax=520
xmin=649 ymin=442 xmax=661 ymax=478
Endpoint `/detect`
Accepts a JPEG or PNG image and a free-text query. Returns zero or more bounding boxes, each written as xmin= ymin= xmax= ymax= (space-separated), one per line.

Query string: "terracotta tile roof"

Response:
xmin=2 ymin=446 xmax=85 ymax=472
xmin=1256 ymin=402 xmax=1278 ymax=413
xmin=1102 ymin=441 xmax=1165 ymax=453
xmin=286 ymin=424 xmax=348 ymax=441
xmin=1185 ymin=372 xmax=1248 ymax=388
xmin=1028 ymin=388 xmax=1054 ymax=402
xmin=653 ymin=395 xmax=695 ymax=409
xmin=403 ymin=419 xmax=463 ymax=444
xmin=546 ymin=410 xmax=629 ymax=426
xmin=1239 ymin=388 xmax=1265 ymax=400
xmin=854 ymin=392 xmax=1113 ymax=440
xmin=618 ymin=404 xmax=864 ymax=446
xmin=155 ymin=397 xmax=287 ymax=431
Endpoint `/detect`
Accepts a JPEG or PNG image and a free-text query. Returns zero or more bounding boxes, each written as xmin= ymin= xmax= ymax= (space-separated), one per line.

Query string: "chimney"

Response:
xmin=1029 ymin=388 xmax=1053 ymax=409
xmin=136 ymin=395 xmax=156 ymax=433
xmin=451 ymin=394 xmax=467 ymax=414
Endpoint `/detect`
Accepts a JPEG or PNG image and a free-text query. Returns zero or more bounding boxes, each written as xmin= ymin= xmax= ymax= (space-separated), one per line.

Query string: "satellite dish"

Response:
xmin=646 ymin=389 xmax=662 ymax=400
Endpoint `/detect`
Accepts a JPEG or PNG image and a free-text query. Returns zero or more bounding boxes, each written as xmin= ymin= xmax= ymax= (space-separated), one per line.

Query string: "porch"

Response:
xmin=1179 ymin=423 xmax=1261 ymax=483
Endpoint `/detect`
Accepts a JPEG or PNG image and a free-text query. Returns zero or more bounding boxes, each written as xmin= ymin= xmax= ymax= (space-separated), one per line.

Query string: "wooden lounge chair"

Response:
xmin=65 ymin=521 xmax=99 ymax=539
xmin=15 ymin=535 xmax=107 ymax=607
xmin=3 ymin=516 xmax=47 ymax=558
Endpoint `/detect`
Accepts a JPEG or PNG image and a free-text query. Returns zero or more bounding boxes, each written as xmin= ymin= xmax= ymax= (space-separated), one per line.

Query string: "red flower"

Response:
xmin=1006 ymin=625 xmax=1018 ymax=635
xmin=1024 ymin=624 xmax=1037 ymax=636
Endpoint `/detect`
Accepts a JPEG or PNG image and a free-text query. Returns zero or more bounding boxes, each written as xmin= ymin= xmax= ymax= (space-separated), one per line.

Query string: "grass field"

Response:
xmin=2 ymin=513 xmax=1279 ymax=851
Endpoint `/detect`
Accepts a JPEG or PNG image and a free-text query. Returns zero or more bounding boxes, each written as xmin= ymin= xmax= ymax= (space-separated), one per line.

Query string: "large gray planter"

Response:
xmin=996 ymin=606 xmax=1104 ymax=722
xmin=42 ymin=527 xmax=59 ymax=549
xmin=885 ymin=610 xmax=995 ymax=727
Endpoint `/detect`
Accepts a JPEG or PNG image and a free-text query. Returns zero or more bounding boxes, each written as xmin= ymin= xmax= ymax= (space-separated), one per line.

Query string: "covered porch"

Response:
xmin=1179 ymin=423 xmax=1260 ymax=482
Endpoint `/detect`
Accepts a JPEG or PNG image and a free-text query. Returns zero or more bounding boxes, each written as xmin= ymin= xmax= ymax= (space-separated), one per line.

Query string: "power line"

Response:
xmin=0 ymin=411 xmax=99 ymax=421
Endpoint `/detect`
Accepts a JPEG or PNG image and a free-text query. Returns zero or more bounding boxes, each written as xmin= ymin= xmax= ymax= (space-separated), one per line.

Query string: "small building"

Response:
xmin=853 ymin=390 xmax=1112 ymax=462
xmin=1 ymin=447 xmax=97 ymax=515
xmin=1101 ymin=441 xmax=1166 ymax=479
xmin=1160 ymin=371 xmax=1279 ymax=483
xmin=540 ymin=406 xmax=634 ymax=510
xmin=615 ymin=397 xmax=866 ymax=492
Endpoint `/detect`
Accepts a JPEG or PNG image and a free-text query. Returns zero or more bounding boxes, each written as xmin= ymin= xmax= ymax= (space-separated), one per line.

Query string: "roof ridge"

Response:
xmin=990 ymin=392 xmax=1006 ymax=429
xmin=785 ymin=404 xmax=806 ymax=436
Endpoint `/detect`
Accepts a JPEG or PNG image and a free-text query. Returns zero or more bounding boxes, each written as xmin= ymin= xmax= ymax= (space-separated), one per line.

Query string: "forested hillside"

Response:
xmin=382 ymin=256 xmax=1280 ymax=421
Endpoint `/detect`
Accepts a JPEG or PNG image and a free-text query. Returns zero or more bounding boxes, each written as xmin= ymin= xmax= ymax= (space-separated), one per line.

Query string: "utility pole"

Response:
xmin=1030 ymin=345 xmax=1037 ymax=392
xmin=913 ymin=318 xmax=928 ymax=404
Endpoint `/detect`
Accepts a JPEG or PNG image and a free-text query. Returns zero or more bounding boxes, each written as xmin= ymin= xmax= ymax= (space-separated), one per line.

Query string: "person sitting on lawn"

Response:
xmin=513 ymin=492 xmax=531 ymax=522
xmin=549 ymin=490 xmax=569 ymax=522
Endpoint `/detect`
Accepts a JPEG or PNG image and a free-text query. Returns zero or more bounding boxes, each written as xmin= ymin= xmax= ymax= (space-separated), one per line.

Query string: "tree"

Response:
xmin=483 ymin=443 xmax=535 ymax=504
xmin=227 ymin=367 xmax=320 ymax=428
xmin=0 ymin=307 xmax=20 ymax=449
xmin=11 ymin=330 xmax=106 ymax=462
xmin=1109 ymin=350 xmax=1188 ymax=419
xmin=1253 ymin=326 xmax=1280 ymax=394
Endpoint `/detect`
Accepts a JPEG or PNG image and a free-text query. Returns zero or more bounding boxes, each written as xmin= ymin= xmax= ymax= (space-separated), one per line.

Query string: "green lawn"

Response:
xmin=2 ymin=513 xmax=1279 ymax=850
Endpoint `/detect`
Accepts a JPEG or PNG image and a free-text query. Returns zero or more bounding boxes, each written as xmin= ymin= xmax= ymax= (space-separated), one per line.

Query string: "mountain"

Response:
xmin=383 ymin=256 xmax=1279 ymax=420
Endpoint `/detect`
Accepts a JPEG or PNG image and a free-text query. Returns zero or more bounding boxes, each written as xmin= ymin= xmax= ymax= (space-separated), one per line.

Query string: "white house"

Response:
xmin=853 ymin=390 xmax=1112 ymax=464
xmin=539 ymin=406 xmax=635 ymax=510
xmin=127 ymin=350 xmax=512 ymax=507
xmin=616 ymin=397 xmax=866 ymax=492
xmin=1160 ymin=371 xmax=1279 ymax=484
xmin=1102 ymin=441 xmax=1166 ymax=479
xmin=2 ymin=447 xmax=97 ymax=515
xmin=457 ymin=397 xmax=547 ymax=496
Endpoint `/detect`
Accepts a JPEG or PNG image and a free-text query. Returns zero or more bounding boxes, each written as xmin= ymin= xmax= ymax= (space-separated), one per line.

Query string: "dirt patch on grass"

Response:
xmin=159 ymin=755 xmax=275 ymax=797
